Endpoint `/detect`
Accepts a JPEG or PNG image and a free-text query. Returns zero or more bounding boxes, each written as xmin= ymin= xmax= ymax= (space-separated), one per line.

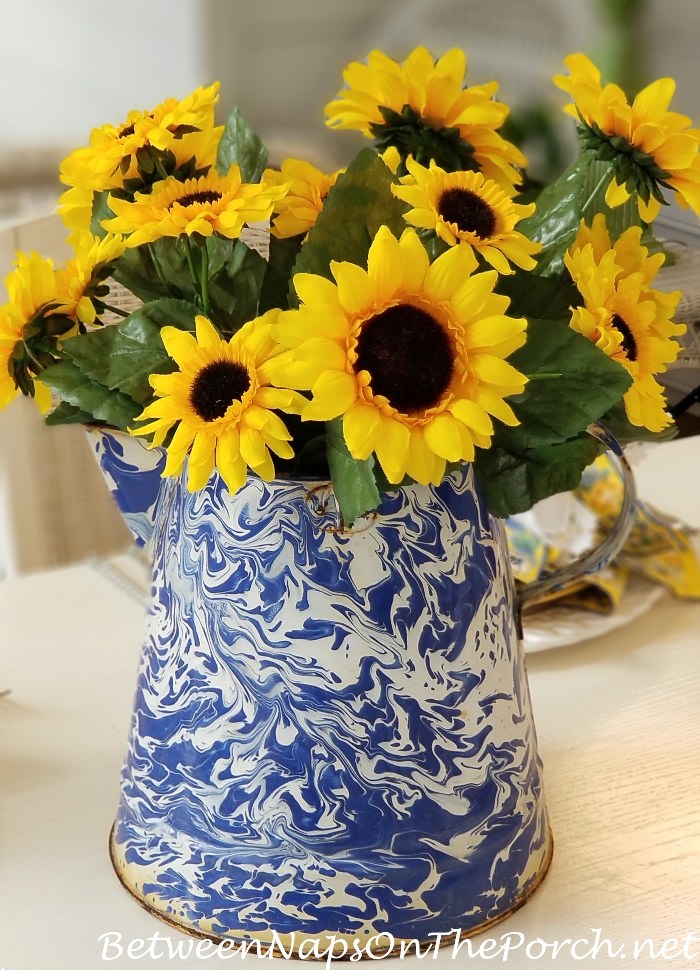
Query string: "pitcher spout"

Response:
xmin=88 ymin=429 xmax=166 ymax=549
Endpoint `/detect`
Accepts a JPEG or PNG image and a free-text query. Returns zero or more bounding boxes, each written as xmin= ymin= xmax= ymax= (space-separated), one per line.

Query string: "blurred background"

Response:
xmin=1 ymin=0 xmax=699 ymax=577
xmin=2 ymin=0 xmax=700 ymax=229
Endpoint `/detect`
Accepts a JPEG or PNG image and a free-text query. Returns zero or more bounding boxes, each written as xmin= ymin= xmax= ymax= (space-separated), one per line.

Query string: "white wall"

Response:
xmin=1 ymin=0 xmax=699 ymax=161
xmin=0 ymin=0 xmax=207 ymax=152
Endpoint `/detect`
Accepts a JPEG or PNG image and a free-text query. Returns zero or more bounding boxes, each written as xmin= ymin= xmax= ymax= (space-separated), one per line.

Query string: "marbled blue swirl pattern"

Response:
xmin=95 ymin=431 xmax=551 ymax=943
xmin=90 ymin=429 xmax=166 ymax=548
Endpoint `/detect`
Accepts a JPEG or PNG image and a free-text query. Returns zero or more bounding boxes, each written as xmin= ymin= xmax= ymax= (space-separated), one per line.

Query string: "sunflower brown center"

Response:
xmin=118 ymin=123 xmax=135 ymax=139
xmin=354 ymin=304 xmax=454 ymax=413
xmin=611 ymin=313 xmax=638 ymax=361
xmin=170 ymin=190 xmax=223 ymax=209
xmin=190 ymin=361 xmax=250 ymax=421
xmin=438 ymin=188 xmax=496 ymax=239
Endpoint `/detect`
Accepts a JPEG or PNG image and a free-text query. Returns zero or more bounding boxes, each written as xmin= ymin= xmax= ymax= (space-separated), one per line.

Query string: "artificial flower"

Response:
xmin=271 ymin=226 xmax=527 ymax=485
xmin=130 ymin=313 xmax=305 ymax=493
xmin=102 ymin=168 xmax=288 ymax=247
xmin=54 ymin=233 xmax=126 ymax=326
xmin=325 ymin=47 xmax=525 ymax=189
xmin=264 ymin=159 xmax=344 ymax=238
xmin=59 ymin=83 xmax=222 ymax=193
xmin=57 ymin=84 xmax=223 ymax=244
xmin=392 ymin=158 xmax=540 ymax=273
xmin=0 ymin=306 xmax=26 ymax=409
xmin=555 ymin=53 xmax=700 ymax=221
xmin=565 ymin=218 xmax=684 ymax=431
xmin=0 ymin=252 xmax=62 ymax=410
xmin=57 ymin=184 xmax=96 ymax=245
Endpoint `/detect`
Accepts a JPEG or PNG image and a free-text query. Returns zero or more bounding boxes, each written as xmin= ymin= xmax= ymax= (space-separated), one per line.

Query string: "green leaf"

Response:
xmin=44 ymin=401 xmax=95 ymax=426
xmin=326 ymin=417 xmax=382 ymax=526
xmin=475 ymin=434 xmax=604 ymax=518
xmin=114 ymin=236 xmax=267 ymax=334
xmin=259 ymin=234 xmax=304 ymax=313
xmin=495 ymin=272 xmax=580 ymax=320
xmin=204 ymin=237 xmax=267 ymax=333
xmin=61 ymin=299 xmax=198 ymax=404
xmin=216 ymin=106 xmax=269 ymax=182
xmin=113 ymin=238 xmax=196 ymax=305
xmin=471 ymin=319 xmax=633 ymax=517
xmin=519 ymin=155 xmax=615 ymax=277
xmin=504 ymin=319 xmax=632 ymax=448
xmin=39 ymin=361 xmax=142 ymax=430
xmin=90 ymin=191 xmax=113 ymax=240
xmin=291 ymin=148 xmax=409 ymax=290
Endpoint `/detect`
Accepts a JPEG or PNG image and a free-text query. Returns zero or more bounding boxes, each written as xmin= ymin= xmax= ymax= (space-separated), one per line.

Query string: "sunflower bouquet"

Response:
xmin=0 ymin=49 xmax=695 ymax=523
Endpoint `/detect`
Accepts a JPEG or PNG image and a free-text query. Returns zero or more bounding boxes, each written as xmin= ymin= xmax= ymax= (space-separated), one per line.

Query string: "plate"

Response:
xmin=522 ymin=579 xmax=666 ymax=652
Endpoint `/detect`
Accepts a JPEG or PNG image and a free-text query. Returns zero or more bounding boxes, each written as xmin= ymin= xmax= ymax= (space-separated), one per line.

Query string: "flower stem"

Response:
xmin=184 ymin=236 xmax=202 ymax=307
xmin=200 ymin=243 xmax=210 ymax=316
xmin=154 ymin=157 xmax=170 ymax=181
xmin=101 ymin=303 xmax=130 ymax=319
xmin=22 ymin=339 xmax=43 ymax=371
xmin=581 ymin=165 xmax=613 ymax=218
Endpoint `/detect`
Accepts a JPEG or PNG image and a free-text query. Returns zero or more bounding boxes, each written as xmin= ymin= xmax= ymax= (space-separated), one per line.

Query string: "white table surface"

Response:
xmin=1 ymin=438 xmax=699 ymax=970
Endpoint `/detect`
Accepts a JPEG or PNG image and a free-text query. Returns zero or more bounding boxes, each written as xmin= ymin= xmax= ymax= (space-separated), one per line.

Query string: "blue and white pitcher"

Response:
xmin=92 ymin=427 xmax=633 ymax=952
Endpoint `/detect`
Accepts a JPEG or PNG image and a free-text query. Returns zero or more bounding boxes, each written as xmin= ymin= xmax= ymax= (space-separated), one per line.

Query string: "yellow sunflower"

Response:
xmin=55 ymin=233 xmax=126 ymax=326
xmin=57 ymin=184 xmax=96 ymax=245
xmin=263 ymin=159 xmax=345 ymax=238
xmin=325 ymin=47 xmax=525 ymax=190
xmin=565 ymin=220 xmax=684 ymax=431
xmin=0 ymin=252 xmax=61 ymax=411
xmin=59 ymin=83 xmax=221 ymax=193
xmin=58 ymin=126 xmax=223 ymax=244
xmin=0 ymin=306 xmax=25 ymax=409
xmin=102 ymin=168 xmax=288 ymax=247
xmin=58 ymin=84 xmax=223 ymax=243
xmin=554 ymin=53 xmax=700 ymax=221
xmin=270 ymin=226 xmax=527 ymax=486
xmin=392 ymin=158 xmax=541 ymax=273
xmin=130 ymin=313 xmax=305 ymax=493
xmin=568 ymin=214 xmax=679 ymax=326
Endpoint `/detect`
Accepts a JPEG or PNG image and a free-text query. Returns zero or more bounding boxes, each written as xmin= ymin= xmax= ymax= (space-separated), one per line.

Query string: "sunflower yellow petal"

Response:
xmin=251 ymin=448 xmax=276 ymax=482
xmin=367 ymin=227 xmax=403 ymax=303
xmin=332 ymin=260 xmax=373 ymax=315
xmin=373 ymin=416 xmax=411 ymax=483
xmin=343 ymin=401 xmax=382 ymax=460
xmin=405 ymin=426 xmax=444 ymax=485
xmin=397 ymin=227 xmax=430 ymax=289
xmin=451 ymin=271 xmax=499 ymax=320
xmin=161 ymin=422 xmax=195 ymax=477
xmin=424 ymin=243 xmax=478 ymax=304
xmin=303 ymin=370 xmax=358 ymax=422
xmin=423 ymin=412 xmax=464 ymax=461
xmin=161 ymin=327 xmax=199 ymax=367
xmin=605 ymin=178 xmax=630 ymax=208
xmin=447 ymin=398 xmax=494 ymax=436
xmin=239 ymin=425 xmax=268 ymax=469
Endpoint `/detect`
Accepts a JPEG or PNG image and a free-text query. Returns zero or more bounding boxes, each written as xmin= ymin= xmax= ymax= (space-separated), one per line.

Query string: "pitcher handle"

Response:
xmin=517 ymin=423 xmax=637 ymax=613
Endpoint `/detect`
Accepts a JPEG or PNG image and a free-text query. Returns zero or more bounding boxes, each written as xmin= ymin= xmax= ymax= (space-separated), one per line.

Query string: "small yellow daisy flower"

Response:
xmin=102 ymin=168 xmax=288 ymax=247
xmin=264 ymin=159 xmax=345 ymax=238
xmin=0 ymin=252 xmax=62 ymax=411
xmin=59 ymin=83 xmax=222 ymax=193
xmin=131 ymin=313 xmax=306 ymax=493
xmin=392 ymin=158 xmax=541 ymax=273
xmin=565 ymin=218 xmax=684 ymax=431
xmin=55 ymin=233 xmax=126 ymax=326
